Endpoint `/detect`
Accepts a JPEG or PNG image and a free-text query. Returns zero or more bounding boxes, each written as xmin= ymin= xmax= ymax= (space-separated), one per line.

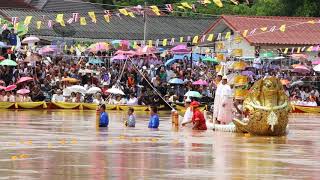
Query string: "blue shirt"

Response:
xmin=127 ymin=114 xmax=136 ymax=127
xmin=99 ymin=112 xmax=109 ymax=127
xmin=148 ymin=114 xmax=159 ymax=128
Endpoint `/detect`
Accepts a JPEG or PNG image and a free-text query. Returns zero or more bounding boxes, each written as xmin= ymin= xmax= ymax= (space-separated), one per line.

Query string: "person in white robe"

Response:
xmin=213 ymin=74 xmax=223 ymax=122
xmin=217 ymin=76 xmax=233 ymax=124
xmin=181 ymin=98 xmax=193 ymax=126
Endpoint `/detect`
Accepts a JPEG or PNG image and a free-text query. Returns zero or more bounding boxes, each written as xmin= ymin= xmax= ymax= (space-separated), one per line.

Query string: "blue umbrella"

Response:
xmin=169 ymin=78 xmax=184 ymax=84
xmin=165 ymin=58 xmax=177 ymax=66
xmin=88 ymin=58 xmax=103 ymax=65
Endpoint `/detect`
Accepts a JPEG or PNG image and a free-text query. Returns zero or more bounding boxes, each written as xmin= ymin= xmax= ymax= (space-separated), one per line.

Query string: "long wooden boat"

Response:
xmin=0 ymin=102 xmax=164 ymax=111
xmin=291 ymin=105 xmax=320 ymax=113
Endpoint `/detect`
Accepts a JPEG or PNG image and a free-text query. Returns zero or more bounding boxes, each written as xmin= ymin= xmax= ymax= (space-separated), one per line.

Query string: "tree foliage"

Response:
xmin=86 ymin=0 xmax=320 ymax=17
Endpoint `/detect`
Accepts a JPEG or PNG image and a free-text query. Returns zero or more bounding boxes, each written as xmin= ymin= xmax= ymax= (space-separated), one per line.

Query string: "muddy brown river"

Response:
xmin=0 ymin=110 xmax=319 ymax=179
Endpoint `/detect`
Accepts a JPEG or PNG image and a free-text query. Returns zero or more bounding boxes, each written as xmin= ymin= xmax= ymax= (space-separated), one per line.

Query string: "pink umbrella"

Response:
xmin=17 ymin=77 xmax=33 ymax=84
xmin=5 ymin=85 xmax=17 ymax=91
xmin=192 ymin=79 xmax=208 ymax=86
xmin=111 ymin=54 xmax=127 ymax=61
xmin=312 ymin=58 xmax=320 ymax=65
xmin=292 ymin=65 xmax=310 ymax=74
xmin=17 ymin=89 xmax=30 ymax=95
xmin=171 ymin=44 xmax=190 ymax=54
xmin=115 ymin=50 xmax=136 ymax=56
xmin=136 ymin=46 xmax=156 ymax=55
xmin=22 ymin=36 xmax=40 ymax=44
xmin=0 ymin=85 xmax=5 ymax=90
xmin=89 ymin=42 xmax=109 ymax=52
xmin=290 ymin=54 xmax=308 ymax=60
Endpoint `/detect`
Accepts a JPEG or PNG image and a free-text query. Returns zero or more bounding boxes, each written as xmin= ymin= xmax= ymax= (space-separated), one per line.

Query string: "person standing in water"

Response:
xmin=183 ymin=101 xmax=207 ymax=130
xmin=148 ymin=106 xmax=159 ymax=129
xmin=99 ymin=104 xmax=109 ymax=127
xmin=125 ymin=107 xmax=136 ymax=127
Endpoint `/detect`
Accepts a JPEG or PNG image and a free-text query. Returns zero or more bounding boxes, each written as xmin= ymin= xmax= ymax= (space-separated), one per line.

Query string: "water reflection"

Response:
xmin=0 ymin=110 xmax=319 ymax=179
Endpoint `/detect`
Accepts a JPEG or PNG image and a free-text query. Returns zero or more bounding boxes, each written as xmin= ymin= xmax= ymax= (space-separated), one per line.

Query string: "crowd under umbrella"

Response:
xmin=290 ymin=54 xmax=308 ymax=60
xmin=202 ymin=57 xmax=218 ymax=64
xmin=111 ymin=54 xmax=127 ymax=61
xmin=107 ymin=87 xmax=125 ymax=95
xmin=292 ymin=65 xmax=310 ymax=74
xmin=169 ymin=78 xmax=184 ymax=85
xmin=192 ymin=79 xmax=208 ymax=86
xmin=16 ymin=77 xmax=33 ymax=84
xmin=5 ymin=85 xmax=17 ymax=91
xmin=0 ymin=59 xmax=17 ymax=66
xmin=87 ymin=87 xmax=101 ymax=94
xmin=67 ymin=85 xmax=87 ymax=94
xmin=88 ymin=42 xmax=110 ymax=52
xmin=17 ymin=89 xmax=30 ymax=95
xmin=88 ymin=58 xmax=104 ymax=65
xmin=184 ymin=91 xmax=202 ymax=98
xmin=171 ymin=44 xmax=190 ymax=54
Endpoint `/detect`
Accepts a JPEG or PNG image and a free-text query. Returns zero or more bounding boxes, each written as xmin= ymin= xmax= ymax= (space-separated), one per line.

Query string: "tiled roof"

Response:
xmin=0 ymin=0 xmax=31 ymax=8
xmin=204 ymin=15 xmax=320 ymax=45
xmin=37 ymin=0 xmax=104 ymax=12
xmin=0 ymin=8 xmax=216 ymax=40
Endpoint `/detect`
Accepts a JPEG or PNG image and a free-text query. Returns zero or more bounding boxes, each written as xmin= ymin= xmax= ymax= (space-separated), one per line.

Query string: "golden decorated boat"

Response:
xmin=291 ymin=105 xmax=320 ymax=113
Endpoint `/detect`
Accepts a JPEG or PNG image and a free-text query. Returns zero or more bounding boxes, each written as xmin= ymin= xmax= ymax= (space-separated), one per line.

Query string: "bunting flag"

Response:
xmin=24 ymin=16 xmax=32 ymax=26
xmin=225 ymin=32 xmax=231 ymax=40
xmin=283 ymin=48 xmax=288 ymax=54
xmin=297 ymin=47 xmax=301 ymax=53
xmin=234 ymin=35 xmax=242 ymax=43
xmin=291 ymin=48 xmax=295 ymax=53
xmin=217 ymin=33 xmax=222 ymax=40
xmin=133 ymin=41 xmax=138 ymax=49
xmin=269 ymin=26 xmax=276 ymax=32
xmin=11 ymin=17 xmax=18 ymax=25
xmin=177 ymin=6 xmax=186 ymax=10
xmin=104 ymin=15 xmax=110 ymax=23
xmin=155 ymin=39 xmax=160 ymax=47
xmin=230 ymin=0 xmax=239 ymax=5
xmin=165 ymin=4 xmax=173 ymax=12
xmin=307 ymin=46 xmax=313 ymax=52
xmin=260 ymin=27 xmax=267 ymax=31
xmin=36 ymin=21 xmax=42 ymax=29
xmin=148 ymin=40 xmax=152 ymax=47
xmin=14 ymin=22 xmax=19 ymax=32
xmin=48 ymin=20 xmax=52 ymax=28
xmin=242 ymin=30 xmax=248 ymax=37
xmin=207 ymin=34 xmax=214 ymax=41
xmin=80 ymin=17 xmax=87 ymax=26
xmin=70 ymin=46 xmax=74 ymax=53
xmin=67 ymin=18 xmax=74 ymax=24
xmin=56 ymin=14 xmax=65 ymax=26
xmin=119 ymin=9 xmax=129 ymax=16
xmin=170 ymin=38 xmax=175 ymax=46
xmin=150 ymin=6 xmax=161 ymax=16
xmin=201 ymin=35 xmax=206 ymax=42
xmin=116 ymin=13 xmax=122 ymax=19
xmin=162 ymin=39 xmax=167 ymax=46
xmin=249 ymin=28 xmax=257 ymax=35
xmin=88 ymin=11 xmax=97 ymax=23
xmin=187 ymin=36 xmax=191 ymax=41
xmin=192 ymin=35 xmax=199 ymax=44
xmin=128 ymin=12 xmax=136 ymax=18
xmin=202 ymin=0 xmax=211 ymax=4
xmin=301 ymin=47 xmax=306 ymax=52
xmin=181 ymin=2 xmax=193 ymax=9
xmin=213 ymin=0 xmax=223 ymax=7
xmin=179 ymin=37 xmax=184 ymax=43
xmin=279 ymin=24 xmax=286 ymax=32
xmin=72 ymin=13 xmax=79 ymax=22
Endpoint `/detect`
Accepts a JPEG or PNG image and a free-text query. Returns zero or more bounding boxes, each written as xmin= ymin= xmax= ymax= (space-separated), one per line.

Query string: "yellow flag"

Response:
xmin=213 ymin=0 xmax=223 ymax=7
xmin=80 ymin=17 xmax=87 ymax=25
xmin=104 ymin=15 xmax=110 ymax=23
xmin=225 ymin=32 xmax=231 ymax=40
xmin=234 ymin=35 xmax=242 ymax=43
xmin=24 ymin=16 xmax=32 ymax=26
xmin=279 ymin=24 xmax=286 ymax=32
xmin=203 ymin=0 xmax=211 ymax=4
xmin=14 ymin=22 xmax=19 ymax=31
xmin=177 ymin=6 xmax=186 ymax=10
xmin=297 ymin=47 xmax=301 ymax=53
xmin=119 ymin=9 xmax=129 ymax=16
xmin=260 ymin=27 xmax=267 ymax=31
xmin=181 ymin=2 xmax=193 ymax=9
xmin=36 ymin=21 xmax=42 ymax=29
xmin=64 ymin=45 xmax=67 ymax=51
xmin=148 ymin=40 xmax=152 ymax=47
xmin=56 ymin=14 xmax=65 ymax=26
xmin=307 ymin=46 xmax=313 ymax=52
xmin=133 ymin=41 xmax=138 ymax=49
xmin=230 ymin=0 xmax=239 ymax=5
xmin=88 ymin=11 xmax=97 ymax=23
xmin=150 ymin=6 xmax=161 ymax=16
xmin=207 ymin=34 xmax=214 ymax=41
xmin=179 ymin=37 xmax=184 ymax=43
xmin=128 ymin=12 xmax=135 ymax=18
xmin=242 ymin=30 xmax=248 ymax=37
xmin=283 ymin=48 xmax=288 ymax=54
xmin=162 ymin=39 xmax=168 ymax=46
xmin=192 ymin=36 xmax=199 ymax=44
xmin=70 ymin=46 xmax=74 ymax=53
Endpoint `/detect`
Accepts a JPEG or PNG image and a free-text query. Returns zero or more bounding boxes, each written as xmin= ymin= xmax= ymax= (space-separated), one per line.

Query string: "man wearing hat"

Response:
xmin=182 ymin=101 xmax=207 ymax=130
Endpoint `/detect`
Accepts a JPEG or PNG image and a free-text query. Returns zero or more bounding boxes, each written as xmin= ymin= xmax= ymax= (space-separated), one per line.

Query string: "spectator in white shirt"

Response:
xmin=51 ymin=89 xmax=64 ymax=102
xmin=127 ymin=94 xmax=138 ymax=105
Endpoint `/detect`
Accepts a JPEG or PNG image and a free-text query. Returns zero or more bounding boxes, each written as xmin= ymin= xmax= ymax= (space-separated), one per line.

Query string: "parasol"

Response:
xmin=202 ymin=57 xmax=218 ymax=63
xmin=16 ymin=77 xmax=33 ymax=84
xmin=311 ymin=59 xmax=320 ymax=65
xmin=184 ymin=91 xmax=202 ymax=98
xmin=22 ymin=36 xmax=40 ymax=44
xmin=24 ymin=54 xmax=42 ymax=62
xmin=192 ymin=79 xmax=208 ymax=86
xmin=17 ymin=89 xmax=30 ymax=94
xmin=5 ymin=85 xmax=17 ymax=91
xmin=292 ymin=65 xmax=310 ymax=74
xmin=67 ymin=85 xmax=87 ymax=94
xmin=169 ymin=78 xmax=184 ymax=85
xmin=111 ymin=54 xmax=127 ymax=61
xmin=107 ymin=87 xmax=125 ymax=95
xmin=0 ymin=59 xmax=17 ymax=66
xmin=171 ymin=44 xmax=190 ymax=54
xmin=87 ymin=87 xmax=102 ymax=94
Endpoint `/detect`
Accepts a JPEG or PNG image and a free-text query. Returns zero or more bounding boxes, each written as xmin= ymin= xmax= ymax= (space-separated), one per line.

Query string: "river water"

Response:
xmin=0 ymin=110 xmax=319 ymax=179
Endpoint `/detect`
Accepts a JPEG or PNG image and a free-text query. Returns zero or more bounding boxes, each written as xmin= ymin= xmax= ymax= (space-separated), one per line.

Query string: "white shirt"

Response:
xmin=52 ymin=94 xmax=64 ymax=102
xmin=93 ymin=98 xmax=105 ymax=105
xmin=127 ymin=97 xmax=138 ymax=105
xmin=182 ymin=107 xmax=193 ymax=124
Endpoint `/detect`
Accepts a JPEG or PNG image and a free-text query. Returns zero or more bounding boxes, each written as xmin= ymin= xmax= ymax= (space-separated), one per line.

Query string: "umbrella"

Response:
xmin=292 ymin=65 xmax=310 ymax=74
xmin=87 ymin=87 xmax=102 ymax=94
xmin=24 ymin=54 xmax=42 ymax=62
xmin=63 ymin=88 xmax=72 ymax=97
xmin=107 ymin=87 xmax=125 ymax=95
xmin=290 ymin=80 xmax=304 ymax=87
xmin=88 ymin=42 xmax=110 ymax=52
xmin=165 ymin=58 xmax=177 ymax=66
xmin=17 ymin=89 xmax=30 ymax=95
xmin=241 ymin=70 xmax=254 ymax=76
xmin=260 ymin=51 xmax=275 ymax=58
xmin=67 ymin=85 xmax=87 ymax=94
xmin=135 ymin=46 xmax=156 ymax=55
xmin=5 ymin=85 xmax=17 ymax=91
xmin=312 ymin=59 xmax=320 ymax=65
xmin=0 ymin=80 xmax=4 ymax=84
xmin=184 ymin=91 xmax=202 ymax=98
xmin=0 ymin=85 xmax=5 ymax=90
xmin=0 ymin=56 xmax=5 ymax=61
xmin=111 ymin=54 xmax=127 ymax=61
xmin=16 ymin=77 xmax=33 ymax=84
xmin=115 ymin=50 xmax=136 ymax=56
xmin=202 ymin=57 xmax=218 ymax=63
xmin=39 ymin=45 xmax=59 ymax=54
xmin=169 ymin=78 xmax=184 ymax=85
xmin=88 ymin=58 xmax=104 ymax=65
xmin=290 ymin=54 xmax=308 ymax=60
xmin=171 ymin=44 xmax=190 ymax=54
xmin=193 ymin=79 xmax=208 ymax=86
xmin=61 ymin=78 xmax=80 ymax=83
xmin=313 ymin=64 xmax=320 ymax=72
xmin=22 ymin=36 xmax=40 ymax=44
xmin=0 ymin=59 xmax=17 ymax=66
